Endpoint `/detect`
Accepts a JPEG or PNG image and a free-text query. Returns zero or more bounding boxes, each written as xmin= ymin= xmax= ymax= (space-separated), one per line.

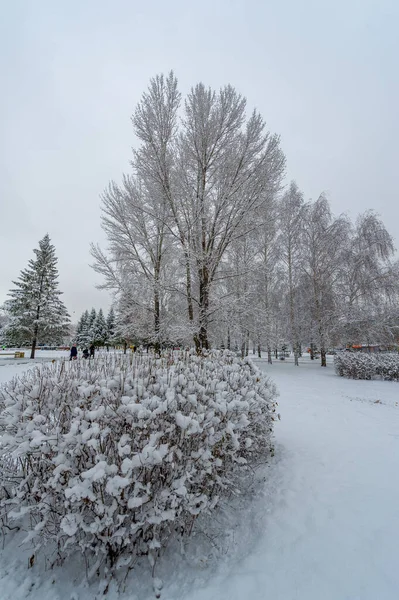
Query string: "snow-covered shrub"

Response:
xmin=375 ymin=353 xmax=399 ymax=381
xmin=335 ymin=351 xmax=399 ymax=381
xmin=0 ymin=351 xmax=277 ymax=575
xmin=334 ymin=352 xmax=377 ymax=380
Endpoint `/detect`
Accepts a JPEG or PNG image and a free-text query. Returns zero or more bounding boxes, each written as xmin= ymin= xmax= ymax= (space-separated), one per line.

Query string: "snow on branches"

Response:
xmin=0 ymin=351 xmax=277 ymax=577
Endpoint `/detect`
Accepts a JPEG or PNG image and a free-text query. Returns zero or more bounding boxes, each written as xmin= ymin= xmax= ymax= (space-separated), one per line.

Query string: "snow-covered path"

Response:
xmin=188 ymin=358 xmax=399 ymax=600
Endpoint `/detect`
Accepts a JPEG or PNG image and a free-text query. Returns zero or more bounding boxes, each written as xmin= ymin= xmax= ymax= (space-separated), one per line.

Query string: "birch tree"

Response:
xmin=278 ymin=181 xmax=305 ymax=365
xmin=301 ymin=196 xmax=349 ymax=366
xmin=254 ymin=195 xmax=281 ymax=362
xmin=338 ymin=211 xmax=397 ymax=345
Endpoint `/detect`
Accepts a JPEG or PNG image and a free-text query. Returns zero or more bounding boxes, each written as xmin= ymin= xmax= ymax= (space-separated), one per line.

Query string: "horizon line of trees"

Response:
xmin=73 ymin=306 xmax=116 ymax=348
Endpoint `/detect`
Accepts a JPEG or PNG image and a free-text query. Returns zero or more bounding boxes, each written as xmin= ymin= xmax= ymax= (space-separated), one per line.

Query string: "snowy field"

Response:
xmin=0 ymin=350 xmax=69 ymax=383
xmin=187 ymin=357 xmax=399 ymax=600
xmin=0 ymin=356 xmax=398 ymax=599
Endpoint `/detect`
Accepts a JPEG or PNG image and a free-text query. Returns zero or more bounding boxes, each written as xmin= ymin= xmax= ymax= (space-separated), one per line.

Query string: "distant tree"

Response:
xmin=88 ymin=308 xmax=97 ymax=343
xmin=74 ymin=312 xmax=83 ymax=342
xmin=278 ymin=181 xmax=305 ymax=366
xmin=337 ymin=211 xmax=397 ymax=345
xmin=0 ymin=308 xmax=10 ymax=345
xmin=106 ymin=307 xmax=116 ymax=349
xmin=74 ymin=310 xmax=88 ymax=347
xmin=93 ymin=308 xmax=107 ymax=346
xmin=3 ymin=234 xmax=70 ymax=358
xmin=301 ymin=196 xmax=350 ymax=366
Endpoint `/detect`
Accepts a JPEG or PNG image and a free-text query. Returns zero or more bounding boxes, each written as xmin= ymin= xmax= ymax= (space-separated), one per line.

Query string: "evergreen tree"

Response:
xmin=93 ymin=308 xmax=107 ymax=346
xmin=0 ymin=309 xmax=10 ymax=345
xmin=88 ymin=308 xmax=97 ymax=343
xmin=106 ymin=307 xmax=116 ymax=348
xmin=74 ymin=310 xmax=91 ymax=347
xmin=4 ymin=234 xmax=70 ymax=358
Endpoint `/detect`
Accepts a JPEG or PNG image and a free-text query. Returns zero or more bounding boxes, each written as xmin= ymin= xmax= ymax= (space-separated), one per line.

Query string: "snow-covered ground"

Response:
xmin=0 ymin=350 xmax=69 ymax=384
xmin=0 ymin=356 xmax=398 ymax=599
xmin=188 ymin=357 xmax=399 ymax=600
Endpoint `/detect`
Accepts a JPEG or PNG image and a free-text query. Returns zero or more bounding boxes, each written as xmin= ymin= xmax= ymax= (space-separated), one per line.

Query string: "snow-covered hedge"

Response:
xmin=0 ymin=351 xmax=277 ymax=576
xmin=334 ymin=352 xmax=399 ymax=381
xmin=375 ymin=354 xmax=399 ymax=382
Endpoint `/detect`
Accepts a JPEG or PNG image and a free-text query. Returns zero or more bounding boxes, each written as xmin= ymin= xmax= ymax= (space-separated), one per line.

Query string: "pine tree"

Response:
xmin=4 ymin=234 xmax=70 ymax=358
xmin=93 ymin=308 xmax=107 ymax=346
xmin=106 ymin=306 xmax=116 ymax=349
xmin=0 ymin=309 xmax=10 ymax=345
xmin=74 ymin=312 xmax=83 ymax=343
xmin=88 ymin=308 xmax=97 ymax=343
xmin=74 ymin=310 xmax=91 ymax=347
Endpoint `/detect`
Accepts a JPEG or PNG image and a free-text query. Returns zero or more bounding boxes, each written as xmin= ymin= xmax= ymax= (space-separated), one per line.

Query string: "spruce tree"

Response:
xmin=88 ymin=308 xmax=97 ymax=343
xmin=74 ymin=310 xmax=91 ymax=347
xmin=74 ymin=312 xmax=83 ymax=343
xmin=93 ymin=308 xmax=107 ymax=346
xmin=0 ymin=309 xmax=10 ymax=345
xmin=4 ymin=234 xmax=70 ymax=358
xmin=106 ymin=307 xmax=116 ymax=349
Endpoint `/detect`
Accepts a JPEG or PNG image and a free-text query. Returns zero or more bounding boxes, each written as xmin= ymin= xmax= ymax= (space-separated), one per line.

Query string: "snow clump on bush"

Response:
xmin=0 ymin=351 xmax=277 ymax=577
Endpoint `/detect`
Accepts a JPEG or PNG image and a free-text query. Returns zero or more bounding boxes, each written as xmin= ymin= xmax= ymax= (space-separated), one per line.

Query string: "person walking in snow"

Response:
xmin=70 ymin=344 xmax=78 ymax=361
xmin=82 ymin=347 xmax=89 ymax=359
xmin=89 ymin=343 xmax=95 ymax=359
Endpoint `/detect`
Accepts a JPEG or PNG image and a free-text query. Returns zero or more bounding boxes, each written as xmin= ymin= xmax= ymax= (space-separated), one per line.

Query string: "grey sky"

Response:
xmin=1 ymin=0 xmax=398 ymax=320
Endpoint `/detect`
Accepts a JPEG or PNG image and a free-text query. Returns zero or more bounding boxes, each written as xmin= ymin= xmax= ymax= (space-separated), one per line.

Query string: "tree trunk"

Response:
xmin=288 ymin=247 xmax=300 ymax=367
xmin=319 ymin=323 xmax=327 ymax=367
xmin=123 ymin=341 xmax=127 ymax=355
xmin=257 ymin=343 xmax=261 ymax=358
xmin=30 ymin=336 xmax=37 ymax=359
xmin=154 ymin=278 xmax=161 ymax=356
xmin=198 ymin=268 xmax=210 ymax=351
xmin=268 ymin=347 xmax=273 ymax=364
xmin=31 ymin=284 xmax=42 ymax=359
xmin=227 ymin=327 xmax=231 ymax=350
xmin=294 ymin=344 xmax=299 ymax=366
xmin=310 ymin=342 xmax=315 ymax=360
xmin=245 ymin=331 xmax=250 ymax=357
xmin=320 ymin=346 xmax=327 ymax=367
xmin=184 ymin=251 xmax=199 ymax=352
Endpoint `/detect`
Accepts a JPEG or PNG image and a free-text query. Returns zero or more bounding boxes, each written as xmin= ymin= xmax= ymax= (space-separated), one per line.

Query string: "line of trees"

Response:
xmin=91 ymin=72 xmax=399 ymax=365
xmin=74 ymin=307 xmax=116 ymax=348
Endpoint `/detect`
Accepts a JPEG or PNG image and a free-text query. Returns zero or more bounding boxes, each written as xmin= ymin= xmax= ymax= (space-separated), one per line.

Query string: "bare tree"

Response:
xmin=132 ymin=73 xmax=285 ymax=351
xmin=301 ymin=195 xmax=350 ymax=366
xmin=278 ymin=181 xmax=305 ymax=365
xmin=91 ymin=174 xmax=175 ymax=354
xmin=337 ymin=211 xmax=397 ymax=346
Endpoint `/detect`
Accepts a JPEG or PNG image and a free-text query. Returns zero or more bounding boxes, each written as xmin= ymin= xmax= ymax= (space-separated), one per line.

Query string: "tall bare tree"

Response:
xmin=91 ymin=173 xmax=175 ymax=354
xmin=132 ymin=73 xmax=285 ymax=351
xmin=301 ymin=195 xmax=350 ymax=366
xmin=278 ymin=181 xmax=305 ymax=365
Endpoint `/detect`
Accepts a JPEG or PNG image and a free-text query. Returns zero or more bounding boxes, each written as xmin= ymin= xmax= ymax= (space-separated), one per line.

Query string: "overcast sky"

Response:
xmin=1 ymin=0 xmax=398 ymax=321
